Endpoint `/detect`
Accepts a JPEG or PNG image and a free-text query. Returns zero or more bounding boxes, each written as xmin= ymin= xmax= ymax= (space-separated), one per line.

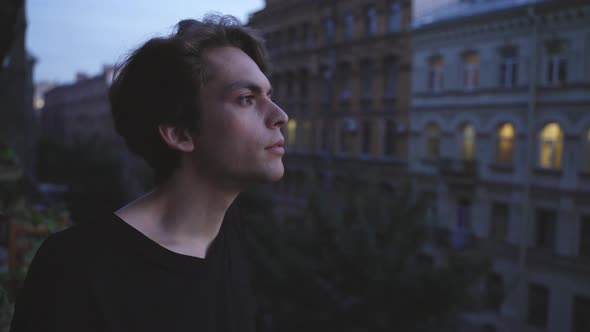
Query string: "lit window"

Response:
xmin=461 ymin=124 xmax=476 ymax=161
xmin=545 ymin=40 xmax=567 ymax=86
xmin=463 ymin=52 xmax=480 ymax=90
xmin=496 ymin=123 xmax=515 ymax=164
xmin=287 ymin=119 xmax=297 ymax=146
xmin=539 ymin=122 xmax=563 ymax=169
xmin=428 ymin=56 xmax=444 ymax=92
xmin=425 ymin=123 xmax=440 ymax=160
xmin=366 ymin=5 xmax=377 ymax=37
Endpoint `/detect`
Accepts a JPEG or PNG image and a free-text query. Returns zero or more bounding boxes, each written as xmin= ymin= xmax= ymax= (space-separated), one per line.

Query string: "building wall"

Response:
xmin=409 ymin=1 xmax=590 ymax=331
xmin=250 ymin=0 xmax=412 ymax=207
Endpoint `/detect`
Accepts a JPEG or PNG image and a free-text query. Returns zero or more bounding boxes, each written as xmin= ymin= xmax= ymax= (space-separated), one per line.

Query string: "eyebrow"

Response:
xmin=223 ymin=80 xmax=273 ymax=96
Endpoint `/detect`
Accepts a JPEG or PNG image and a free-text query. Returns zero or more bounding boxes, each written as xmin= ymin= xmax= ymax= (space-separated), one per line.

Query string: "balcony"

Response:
xmin=438 ymin=158 xmax=478 ymax=178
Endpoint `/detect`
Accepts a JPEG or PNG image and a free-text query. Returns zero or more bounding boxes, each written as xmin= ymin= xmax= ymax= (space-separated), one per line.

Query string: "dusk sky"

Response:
xmin=26 ymin=0 xmax=265 ymax=84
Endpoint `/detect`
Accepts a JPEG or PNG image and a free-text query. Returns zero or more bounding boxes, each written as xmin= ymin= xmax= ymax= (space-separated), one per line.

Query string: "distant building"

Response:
xmin=41 ymin=65 xmax=148 ymax=199
xmin=249 ymin=0 xmax=412 ymax=213
xmin=409 ymin=0 xmax=590 ymax=331
xmin=41 ymin=65 xmax=116 ymax=147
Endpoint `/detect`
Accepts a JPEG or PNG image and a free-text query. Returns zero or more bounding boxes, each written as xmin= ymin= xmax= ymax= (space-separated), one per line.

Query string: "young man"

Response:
xmin=10 ymin=15 xmax=287 ymax=332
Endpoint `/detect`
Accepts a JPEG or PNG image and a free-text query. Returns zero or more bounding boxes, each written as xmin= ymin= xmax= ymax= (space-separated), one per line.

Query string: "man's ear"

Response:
xmin=158 ymin=124 xmax=195 ymax=152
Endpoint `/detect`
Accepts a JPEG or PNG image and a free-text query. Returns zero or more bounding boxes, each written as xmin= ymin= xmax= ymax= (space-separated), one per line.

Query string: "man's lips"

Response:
xmin=265 ymin=138 xmax=285 ymax=155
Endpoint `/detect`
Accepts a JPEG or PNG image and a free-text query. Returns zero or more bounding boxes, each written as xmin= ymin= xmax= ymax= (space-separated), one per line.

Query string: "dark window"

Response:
xmin=527 ymin=283 xmax=549 ymax=328
xmin=388 ymin=2 xmax=401 ymax=32
xmin=384 ymin=58 xmax=397 ymax=98
xmin=324 ymin=16 xmax=334 ymax=44
xmin=490 ymin=202 xmax=509 ymax=241
xmin=360 ymin=60 xmax=374 ymax=100
xmin=344 ymin=13 xmax=354 ymax=40
xmin=384 ymin=120 xmax=396 ymax=157
xmin=573 ymin=295 xmax=590 ymax=332
xmin=366 ymin=5 xmax=377 ymax=36
xmin=361 ymin=121 xmax=371 ymax=155
xmin=485 ymin=273 xmax=504 ymax=312
xmin=321 ymin=121 xmax=333 ymax=152
xmin=579 ymin=216 xmax=590 ymax=257
xmin=535 ymin=209 xmax=557 ymax=251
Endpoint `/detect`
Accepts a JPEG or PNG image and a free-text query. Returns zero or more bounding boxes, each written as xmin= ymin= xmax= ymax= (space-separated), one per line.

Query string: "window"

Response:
xmin=299 ymin=70 xmax=309 ymax=100
xmin=573 ymin=295 xmax=590 ymax=332
xmin=539 ymin=123 xmax=563 ymax=170
xmin=485 ymin=273 xmax=504 ymax=311
xmin=302 ymin=120 xmax=313 ymax=150
xmin=545 ymin=40 xmax=567 ymax=86
xmin=428 ymin=56 xmax=444 ymax=92
xmin=490 ymin=202 xmax=509 ymax=241
xmin=287 ymin=119 xmax=297 ymax=146
xmin=496 ymin=123 xmax=515 ymax=164
xmin=303 ymin=23 xmax=312 ymax=48
xmin=321 ymin=66 xmax=333 ymax=103
xmin=287 ymin=27 xmax=296 ymax=50
xmin=463 ymin=52 xmax=480 ymax=90
xmin=384 ymin=58 xmax=397 ymax=98
xmin=499 ymin=46 xmax=518 ymax=88
xmin=366 ymin=5 xmax=377 ymax=37
xmin=424 ymin=192 xmax=438 ymax=225
xmin=360 ymin=60 xmax=374 ymax=100
xmin=425 ymin=123 xmax=440 ymax=160
xmin=361 ymin=120 xmax=371 ymax=155
xmin=527 ymin=283 xmax=549 ymax=328
xmin=340 ymin=118 xmax=357 ymax=154
xmin=344 ymin=13 xmax=354 ymax=40
xmin=535 ymin=209 xmax=556 ymax=251
xmin=324 ymin=16 xmax=335 ymax=44
xmin=384 ymin=120 xmax=396 ymax=157
xmin=579 ymin=216 xmax=590 ymax=258
xmin=339 ymin=63 xmax=351 ymax=100
xmin=461 ymin=124 xmax=476 ymax=161
xmin=452 ymin=199 xmax=472 ymax=250
xmin=321 ymin=121 xmax=333 ymax=152
xmin=388 ymin=2 xmax=401 ymax=32
xmin=585 ymin=129 xmax=590 ymax=172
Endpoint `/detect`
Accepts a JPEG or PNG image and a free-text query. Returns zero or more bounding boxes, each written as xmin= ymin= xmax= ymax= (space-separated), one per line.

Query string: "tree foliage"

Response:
xmin=240 ymin=179 xmax=489 ymax=332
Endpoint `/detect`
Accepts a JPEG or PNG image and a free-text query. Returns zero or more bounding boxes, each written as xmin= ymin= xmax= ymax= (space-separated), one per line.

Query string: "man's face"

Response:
xmin=190 ymin=46 xmax=288 ymax=188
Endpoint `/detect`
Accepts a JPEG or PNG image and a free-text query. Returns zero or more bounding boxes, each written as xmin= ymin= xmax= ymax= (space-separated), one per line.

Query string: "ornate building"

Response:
xmin=409 ymin=0 xmax=590 ymax=331
xmin=249 ymin=0 xmax=412 ymax=212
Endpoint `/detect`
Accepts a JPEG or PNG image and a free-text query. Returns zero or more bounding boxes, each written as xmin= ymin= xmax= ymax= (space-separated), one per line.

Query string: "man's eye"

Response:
xmin=238 ymin=96 xmax=255 ymax=106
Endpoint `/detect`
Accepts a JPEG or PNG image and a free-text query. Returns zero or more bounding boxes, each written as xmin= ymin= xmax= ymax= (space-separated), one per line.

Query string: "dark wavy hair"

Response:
xmin=109 ymin=15 xmax=269 ymax=184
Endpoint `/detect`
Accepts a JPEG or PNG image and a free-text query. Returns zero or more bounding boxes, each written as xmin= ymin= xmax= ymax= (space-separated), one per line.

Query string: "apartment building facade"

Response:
xmin=409 ymin=1 xmax=590 ymax=331
xmin=249 ymin=0 xmax=412 ymax=208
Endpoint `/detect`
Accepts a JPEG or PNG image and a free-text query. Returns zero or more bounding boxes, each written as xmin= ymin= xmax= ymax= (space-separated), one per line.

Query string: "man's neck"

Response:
xmin=115 ymin=166 xmax=240 ymax=259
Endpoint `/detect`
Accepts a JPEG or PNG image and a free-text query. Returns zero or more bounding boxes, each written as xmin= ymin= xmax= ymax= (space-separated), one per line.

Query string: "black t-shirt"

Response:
xmin=10 ymin=207 xmax=259 ymax=332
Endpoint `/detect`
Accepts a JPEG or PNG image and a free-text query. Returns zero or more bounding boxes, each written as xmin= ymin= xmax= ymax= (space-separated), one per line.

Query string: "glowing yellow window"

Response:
xmin=496 ymin=123 xmax=515 ymax=164
xmin=539 ymin=122 xmax=563 ymax=169
xmin=461 ymin=124 xmax=476 ymax=161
